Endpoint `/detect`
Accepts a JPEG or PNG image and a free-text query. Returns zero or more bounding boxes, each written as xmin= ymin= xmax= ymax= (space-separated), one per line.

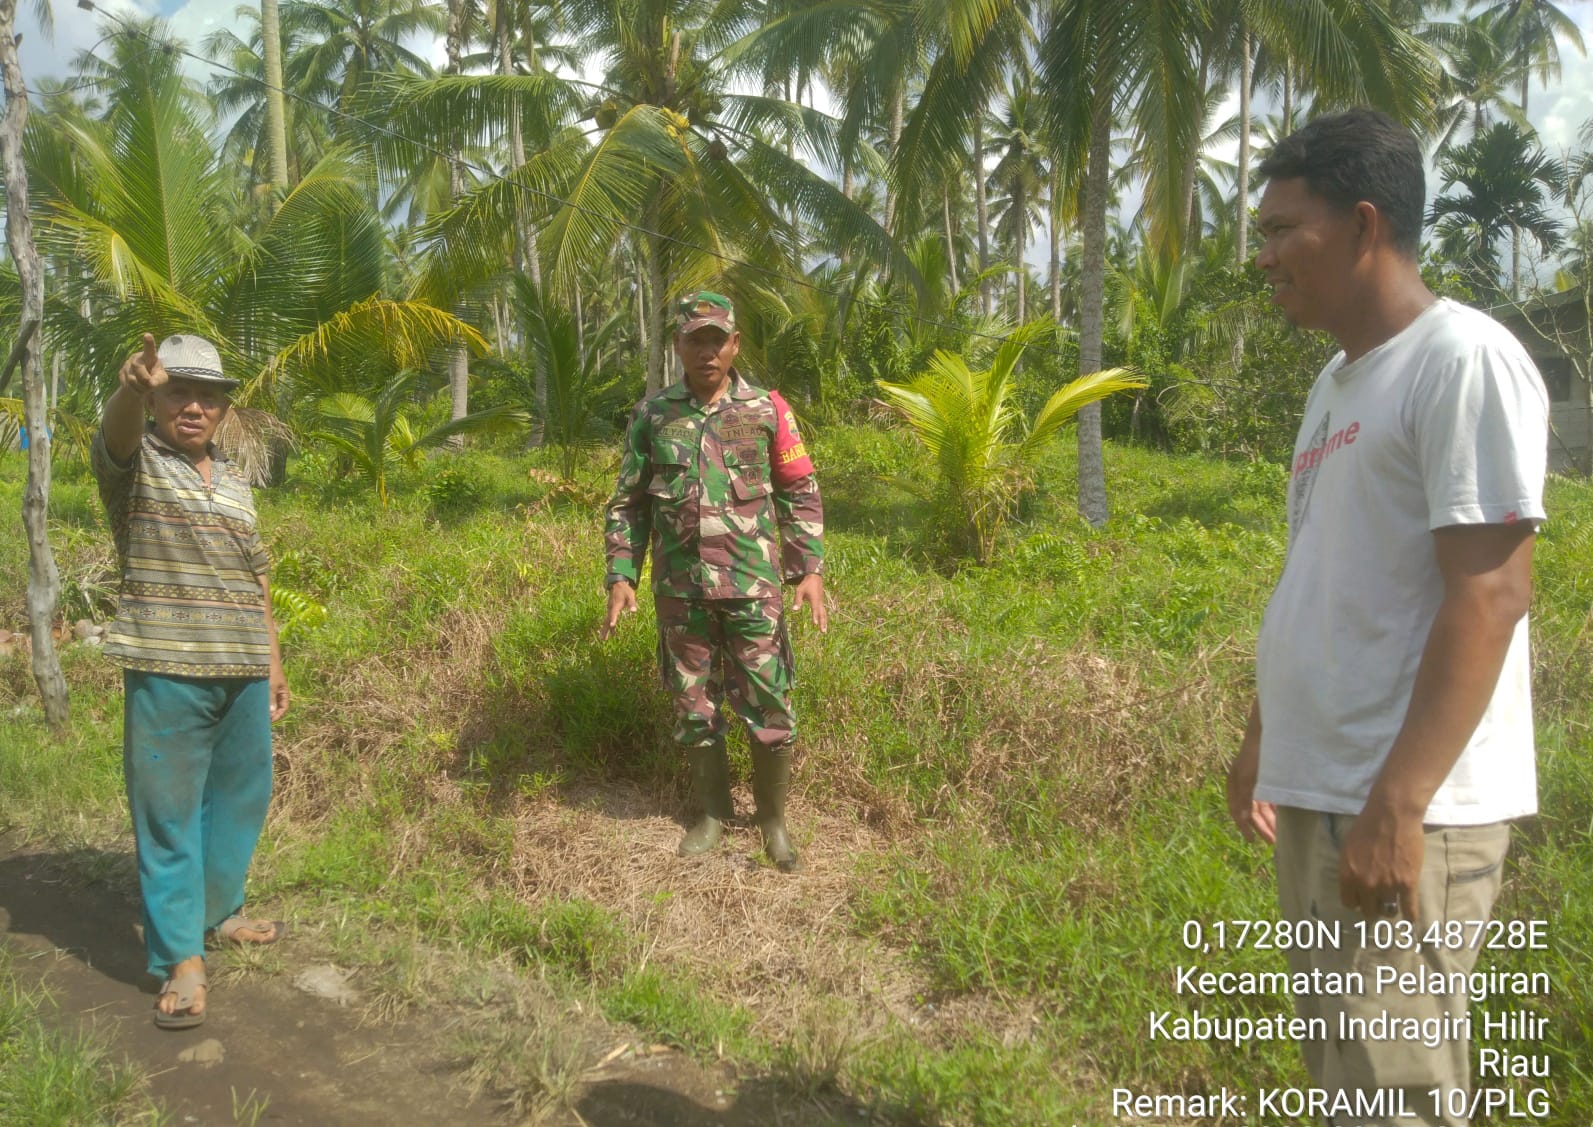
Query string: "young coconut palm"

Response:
xmin=876 ymin=321 xmax=1142 ymax=563
xmin=486 ymin=275 xmax=631 ymax=481
xmin=23 ymin=52 xmax=485 ymax=478
xmin=308 ymin=368 xmax=528 ymax=506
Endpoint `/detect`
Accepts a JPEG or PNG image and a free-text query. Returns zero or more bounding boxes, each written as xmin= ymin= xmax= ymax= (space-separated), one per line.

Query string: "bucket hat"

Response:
xmin=157 ymin=335 xmax=238 ymax=391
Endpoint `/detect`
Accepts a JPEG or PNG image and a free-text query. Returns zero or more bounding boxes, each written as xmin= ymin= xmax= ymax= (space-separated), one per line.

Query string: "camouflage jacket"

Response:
xmin=604 ymin=372 xmax=824 ymax=600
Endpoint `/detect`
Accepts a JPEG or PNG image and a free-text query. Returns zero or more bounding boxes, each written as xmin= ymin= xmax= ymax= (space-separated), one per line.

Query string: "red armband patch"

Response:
xmin=769 ymin=390 xmax=814 ymax=486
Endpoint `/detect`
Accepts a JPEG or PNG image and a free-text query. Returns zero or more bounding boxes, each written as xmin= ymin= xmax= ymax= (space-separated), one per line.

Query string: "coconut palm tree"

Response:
xmin=1035 ymin=0 xmax=1200 ymax=525
xmin=1211 ymin=0 xmax=1441 ymax=267
xmin=373 ymin=0 xmax=903 ymax=393
xmin=261 ymin=0 xmax=292 ymax=191
xmin=1472 ymin=0 xmax=1585 ymax=116
xmin=204 ymin=6 xmax=334 ymax=190
xmin=23 ymin=55 xmax=482 ymax=439
xmin=985 ymin=73 xmax=1048 ymax=325
xmin=730 ymin=0 xmax=930 ymax=236
xmin=290 ymin=0 xmax=445 ymax=119
xmin=1427 ymin=8 xmax=1528 ymax=152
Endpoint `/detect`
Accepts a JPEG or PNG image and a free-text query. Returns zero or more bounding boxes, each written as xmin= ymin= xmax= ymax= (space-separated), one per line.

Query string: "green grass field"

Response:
xmin=3 ymin=426 xmax=1589 ymax=1126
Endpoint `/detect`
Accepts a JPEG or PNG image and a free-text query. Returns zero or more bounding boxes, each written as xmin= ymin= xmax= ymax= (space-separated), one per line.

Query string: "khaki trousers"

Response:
xmin=1273 ymin=806 xmax=1511 ymax=1127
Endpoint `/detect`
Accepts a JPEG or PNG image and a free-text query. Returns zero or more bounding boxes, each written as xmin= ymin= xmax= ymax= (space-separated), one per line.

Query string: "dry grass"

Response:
xmin=270 ymin=605 xmax=505 ymax=825
xmin=254 ymin=544 xmax=1259 ymax=1076
xmin=505 ymin=784 xmax=919 ymax=1043
xmin=216 ymin=407 xmax=296 ymax=487
xmin=964 ymin=641 xmax=1251 ymax=832
xmin=254 ymin=567 xmax=955 ymax=1049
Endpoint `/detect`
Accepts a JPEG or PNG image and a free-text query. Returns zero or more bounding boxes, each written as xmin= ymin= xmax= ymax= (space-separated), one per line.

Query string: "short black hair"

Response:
xmin=1258 ymin=108 xmax=1425 ymax=257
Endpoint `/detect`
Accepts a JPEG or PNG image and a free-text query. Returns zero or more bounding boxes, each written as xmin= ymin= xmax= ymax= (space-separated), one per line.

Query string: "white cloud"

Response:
xmin=1533 ymin=67 xmax=1593 ymax=155
xmin=18 ymin=1 xmax=140 ymax=83
xmin=17 ymin=0 xmax=241 ymax=90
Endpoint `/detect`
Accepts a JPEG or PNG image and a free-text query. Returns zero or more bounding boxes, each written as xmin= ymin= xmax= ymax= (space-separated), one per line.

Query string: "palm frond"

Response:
xmin=255 ymin=298 xmax=489 ymax=400
xmin=1022 ymin=367 xmax=1145 ymax=454
xmin=538 ymin=105 xmax=692 ymax=298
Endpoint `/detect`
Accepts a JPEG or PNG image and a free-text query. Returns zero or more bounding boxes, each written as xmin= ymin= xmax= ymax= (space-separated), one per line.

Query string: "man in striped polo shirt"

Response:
xmin=93 ymin=333 xmax=291 ymax=1029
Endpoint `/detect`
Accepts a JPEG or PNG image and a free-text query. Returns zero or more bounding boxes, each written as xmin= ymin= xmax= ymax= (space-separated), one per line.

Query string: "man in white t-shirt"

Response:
xmin=1226 ymin=109 xmax=1547 ymax=1125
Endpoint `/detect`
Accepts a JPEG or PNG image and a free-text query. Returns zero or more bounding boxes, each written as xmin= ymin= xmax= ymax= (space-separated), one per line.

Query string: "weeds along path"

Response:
xmin=0 ymin=839 xmax=878 ymax=1126
xmin=0 ymin=841 xmax=488 ymax=1125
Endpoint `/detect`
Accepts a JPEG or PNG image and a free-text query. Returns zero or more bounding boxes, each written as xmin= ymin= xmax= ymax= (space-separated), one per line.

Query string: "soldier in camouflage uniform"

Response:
xmin=601 ymin=291 xmax=826 ymax=873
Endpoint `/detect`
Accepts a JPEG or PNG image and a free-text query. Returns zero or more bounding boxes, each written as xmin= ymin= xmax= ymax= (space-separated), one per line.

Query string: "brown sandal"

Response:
xmin=154 ymin=964 xmax=207 ymax=1030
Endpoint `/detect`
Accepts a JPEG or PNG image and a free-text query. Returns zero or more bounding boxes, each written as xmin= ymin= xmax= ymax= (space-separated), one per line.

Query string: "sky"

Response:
xmin=22 ymin=1 xmax=1593 ymax=143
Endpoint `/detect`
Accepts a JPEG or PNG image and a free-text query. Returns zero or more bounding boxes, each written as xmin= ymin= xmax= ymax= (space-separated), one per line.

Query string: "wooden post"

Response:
xmin=0 ymin=7 xmax=70 ymax=728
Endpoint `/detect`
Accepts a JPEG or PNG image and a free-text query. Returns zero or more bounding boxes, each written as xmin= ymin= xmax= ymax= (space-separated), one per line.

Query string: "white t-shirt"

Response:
xmin=1254 ymin=299 xmax=1548 ymax=824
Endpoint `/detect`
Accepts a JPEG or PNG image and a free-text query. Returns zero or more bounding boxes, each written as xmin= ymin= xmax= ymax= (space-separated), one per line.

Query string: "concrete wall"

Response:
xmin=1537 ymin=355 xmax=1590 ymax=475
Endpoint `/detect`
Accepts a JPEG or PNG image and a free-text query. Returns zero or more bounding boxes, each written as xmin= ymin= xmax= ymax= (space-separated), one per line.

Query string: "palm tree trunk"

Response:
xmin=1235 ymin=23 xmax=1252 ymax=266
xmin=0 ymin=7 xmax=68 ymax=729
xmin=1182 ymin=49 xmax=1209 ymax=250
xmin=574 ymin=282 xmax=585 ymax=357
xmin=840 ymin=162 xmax=852 ymax=267
xmin=1512 ymin=66 xmax=1524 ymax=299
xmin=1049 ymin=165 xmax=1062 ymax=324
xmin=646 ymin=205 xmax=668 ymax=393
xmin=1077 ymin=90 xmax=1111 ymax=528
xmin=1281 ymin=62 xmax=1292 ymax=134
xmin=501 ymin=8 xmax=541 ymax=288
xmin=1014 ymin=180 xmax=1026 ymax=323
xmin=1233 ymin=26 xmax=1253 ymax=370
xmin=445 ymin=0 xmax=470 ymax=437
xmin=499 ymin=2 xmax=545 ymax=441
xmin=635 ymin=238 xmax=649 ymax=361
xmin=260 ymin=0 xmax=290 ymax=193
xmin=446 ymin=328 xmax=470 ymax=436
xmin=944 ymin=190 xmax=959 ymax=294
xmin=974 ymin=114 xmax=990 ymax=316
xmin=885 ymin=84 xmax=904 ymax=231
xmin=786 ymin=76 xmax=800 ymax=236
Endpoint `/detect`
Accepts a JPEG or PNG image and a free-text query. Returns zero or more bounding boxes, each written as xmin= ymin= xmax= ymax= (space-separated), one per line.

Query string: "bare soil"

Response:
xmin=0 ymin=843 xmax=874 ymax=1126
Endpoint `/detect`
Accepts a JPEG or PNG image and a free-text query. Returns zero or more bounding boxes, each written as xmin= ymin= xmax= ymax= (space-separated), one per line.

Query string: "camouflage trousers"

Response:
xmin=655 ymin=596 xmax=796 ymax=750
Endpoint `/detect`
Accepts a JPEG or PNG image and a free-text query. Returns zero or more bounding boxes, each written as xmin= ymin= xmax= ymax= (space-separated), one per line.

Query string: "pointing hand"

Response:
xmin=118 ymin=333 xmax=167 ymax=393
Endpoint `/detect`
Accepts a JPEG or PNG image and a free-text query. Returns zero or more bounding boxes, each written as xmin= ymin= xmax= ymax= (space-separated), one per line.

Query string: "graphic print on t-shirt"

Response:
xmin=1289 ymin=411 xmax=1330 ymax=531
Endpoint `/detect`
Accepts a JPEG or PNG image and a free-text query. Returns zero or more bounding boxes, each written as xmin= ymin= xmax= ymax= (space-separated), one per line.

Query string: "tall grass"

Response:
xmin=2 ymin=432 xmax=1588 ymax=1126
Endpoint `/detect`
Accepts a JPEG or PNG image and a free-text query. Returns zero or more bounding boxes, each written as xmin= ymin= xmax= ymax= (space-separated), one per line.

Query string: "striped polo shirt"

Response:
xmin=92 ymin=426 xmax=271 ymax=678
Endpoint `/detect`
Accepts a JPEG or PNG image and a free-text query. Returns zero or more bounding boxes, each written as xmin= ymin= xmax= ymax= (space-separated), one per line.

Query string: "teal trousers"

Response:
xmin=123 ymin=670 xmax=273 ymax=978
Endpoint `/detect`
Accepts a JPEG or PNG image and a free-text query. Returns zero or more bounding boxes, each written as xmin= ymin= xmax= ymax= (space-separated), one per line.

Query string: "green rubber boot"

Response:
xmin=751 ymin=743 xmax=802 ymax=873
xmin=679 ymin=742 xmax=733 ymax=856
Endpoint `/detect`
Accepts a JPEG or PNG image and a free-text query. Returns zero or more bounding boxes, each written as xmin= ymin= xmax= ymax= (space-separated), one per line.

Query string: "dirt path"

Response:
xmin=0 ymin=846 xmax=871 ymax=1126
